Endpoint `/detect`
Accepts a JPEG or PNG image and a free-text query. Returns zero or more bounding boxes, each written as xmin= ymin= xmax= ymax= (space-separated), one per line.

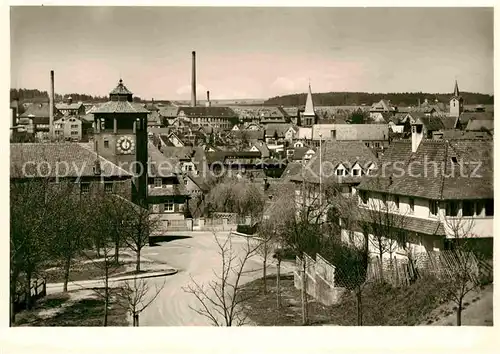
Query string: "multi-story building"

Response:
xmin=56 ymin=97 xmax=86 ymax=116
xmin=177 ymin=106 xmax=239 ymax=130
xmin=350 ymin=120 xmax=493 ymax=259
xmin=19 ymin=102 xmax=63 ymax=139
xmin=54 ymin=116 xmax=82 ymax=141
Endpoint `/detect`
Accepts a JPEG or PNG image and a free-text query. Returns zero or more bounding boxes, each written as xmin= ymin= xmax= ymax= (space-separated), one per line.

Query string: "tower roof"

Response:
xmin=453 ymin=80 xmax=460 ymax=98
xmin=303 ymin=83 xmax=315 ymax=116
xmin=110 ymin=78 xmax=133 ymax=96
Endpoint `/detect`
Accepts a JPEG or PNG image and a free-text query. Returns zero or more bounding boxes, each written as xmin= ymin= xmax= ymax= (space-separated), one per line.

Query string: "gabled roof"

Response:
xmin=335 ymin=124 xmax=389 ymax=141
xmin=19 ymin=102 xmax=62 ymax=119
xmin=161 ymin=146 xmax=194 ymax=161
xmin=56 ymin=102 xmax=84 ymax=111
xmin=250 ymin=140 xmax=270 ymax=158
xmin=358 ymin=139 xmax=493 ymax=200
xmin=280 ymin=161 xmax=304 ymax=182
xmin=265 ymin=124 xmax=296 ymax=137
xmin=466 ymin=119 xmax=494 ymax=132
xmin=158 ymin=106 xmax=180 ymax=117
xmin=91 ymin=101 xmax=150 ymax=114
xmin=292 ymin=147 xmax=315 ymax=160
xmin=292 ymin=140 xmax=377 ymax=184
xmin=459 ymin=112 xmax=494 ymax=126
xmin=10 ymin=143 xmax=132 ymax=179
xmin=437 ymin=130 xmax=492 ymax=140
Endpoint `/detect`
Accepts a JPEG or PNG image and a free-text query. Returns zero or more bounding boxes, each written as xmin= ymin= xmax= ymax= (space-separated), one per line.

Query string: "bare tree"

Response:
xmin=440 ymin=215 xmax=481 ymax=326
xmin=183 ymin=233 xmax=259 ymax=326
xmin=116 ymin=277 xmax=165 ymax=326
xmin=256 ymin=220 xmax=278 ymax=294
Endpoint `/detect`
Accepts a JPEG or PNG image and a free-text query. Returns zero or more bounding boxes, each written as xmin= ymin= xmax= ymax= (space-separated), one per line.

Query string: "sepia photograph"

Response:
xmin=8 ymin=5 xmax=494 ymax=331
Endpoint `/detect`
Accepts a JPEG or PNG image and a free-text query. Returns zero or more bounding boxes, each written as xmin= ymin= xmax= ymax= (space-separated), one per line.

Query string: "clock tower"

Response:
xmin=92 ymin=78 xmax=150 ymax=204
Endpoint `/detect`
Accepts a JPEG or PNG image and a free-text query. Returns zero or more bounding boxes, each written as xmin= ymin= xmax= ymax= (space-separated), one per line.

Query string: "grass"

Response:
xmin=41 ymin=261 xmax=127 ymax=284
xmin=240 ymin=274 xmax=448 ymax=326
xmin=14 ymin=288 xmax=128 ymax=327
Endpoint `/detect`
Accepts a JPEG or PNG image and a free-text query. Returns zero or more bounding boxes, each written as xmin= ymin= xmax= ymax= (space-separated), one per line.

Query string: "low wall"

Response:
xmin=294 ymin=253 xmax=346 ymax=306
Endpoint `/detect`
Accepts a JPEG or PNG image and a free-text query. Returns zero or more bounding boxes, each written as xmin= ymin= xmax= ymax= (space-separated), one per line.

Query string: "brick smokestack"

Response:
xmin=191 ymin=51 xmax=196 ymax=107
xmin=206 ymin=90 xmax=211 ymax=107
xmin=49 ymin=70 xmax=55 ymax=139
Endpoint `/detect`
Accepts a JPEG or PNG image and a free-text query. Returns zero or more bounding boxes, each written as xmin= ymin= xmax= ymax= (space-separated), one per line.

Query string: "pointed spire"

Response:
xmin=453 ymin=80 xmax=460 ymax=97
xmin=304 ymin=81 xmax=315 ymax=116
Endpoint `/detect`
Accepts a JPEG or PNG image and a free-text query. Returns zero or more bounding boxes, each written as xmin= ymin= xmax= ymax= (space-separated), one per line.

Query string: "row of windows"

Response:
xmin=80 ymin=182 xmax=114 ymax=194
xmin=151 ymin=202 xmax=174 ymax=213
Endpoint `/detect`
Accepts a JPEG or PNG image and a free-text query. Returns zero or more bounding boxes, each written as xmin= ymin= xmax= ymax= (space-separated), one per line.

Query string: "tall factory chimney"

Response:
xmin=49 ymin=70 xmax=55 ymax=139
xmin=191 ymin=51 xmax=196 ymax=107
xmin=206 ymin=90 xmax=211 ymax=107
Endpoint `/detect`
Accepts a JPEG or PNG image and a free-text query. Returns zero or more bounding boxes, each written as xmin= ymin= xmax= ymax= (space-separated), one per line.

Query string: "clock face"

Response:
xmin=116 ymin=136 xmax=135 ymax=154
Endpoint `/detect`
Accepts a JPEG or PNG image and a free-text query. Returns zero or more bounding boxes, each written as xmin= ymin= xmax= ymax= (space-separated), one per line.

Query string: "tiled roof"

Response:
xmin=358 ymin=139 xmax=493 ymax=200
xmin=110 ymin=79 xmax=133 ymax=95
xmin=148 ymin=183 xmax=188 ymax=197
xmin=356 ymin=208 xmax=446 ymax=236
xmin=292 ymin=140 xmax=377 ymax=184
xmin=178 ymin=106 xmax=237 ymax=118
xmin=92 ymin=101 xmax=150 ymax=114
xmin=335 ymin=124 xmax=389 ymax=141
xmin=56 ymin=102 xmax=84 ymax=110
xmin=281 ymin=161 xmax=304 ymax=182
xmin=161 ymin=146 xmax=194 ymax=160
xmin=230 ymin=129 xmax=264 ymax=141
xmin=438 ymin=130 xmax=492 ymax=140
xmin=10 ymin=143 xmax=132 ymax=179
xmin=466 ymin=119 xmax=494 ymax=132
xmin=292 ymin=147 xmax=315 ymax=160
xmin=458 ymin=112 xmax=494 ymax=126
xmin=250 ymin=140 xmax=270 ymax=158
xmin=158 ymin=106 xmax=180 ymax=117
xmin=186 ymin=172 xmax=209 ymax=192
xmin=265 ymin=124 xmax=295 ymax=137
xmin=19 ymin=102 xmax=62 ymax=119
xmin=148 ymin=142 xmax=182 ymax=176
xmin=418 ymin=116 xmax=445 ymax=131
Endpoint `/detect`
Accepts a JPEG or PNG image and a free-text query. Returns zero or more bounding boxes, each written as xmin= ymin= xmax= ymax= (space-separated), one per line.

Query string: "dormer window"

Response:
xmin=154 ymin=178 xmax=162 ymax=188
xmin=451 ymin=156 xmax=458 ymax=164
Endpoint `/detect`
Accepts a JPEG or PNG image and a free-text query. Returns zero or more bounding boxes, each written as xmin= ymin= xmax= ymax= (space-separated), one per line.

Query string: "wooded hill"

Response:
xmin=264 ymin=92 xmax=494 ymax=107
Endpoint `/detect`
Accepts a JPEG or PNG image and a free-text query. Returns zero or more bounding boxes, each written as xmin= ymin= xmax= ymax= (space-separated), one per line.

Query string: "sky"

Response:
xmin=10 ymin=7 xmax=494 ymax=100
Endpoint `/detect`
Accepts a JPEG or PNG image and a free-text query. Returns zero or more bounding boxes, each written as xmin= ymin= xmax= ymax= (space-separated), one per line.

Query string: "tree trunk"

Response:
xmin=456 ymin=298 xmax=463 ymax=326
xmin=114 ymin=240 xmax=119 ymax=264
xmin=25 ymin=271 xmax=32 ymax=310
xmin=63 ymin=257 xmax=71 ymax=292
xmin=103 ymin=266 xmax=109 ymax=327
xmin=136 ymin=248 xmax=141 ymax=273
xmin=356 ymin=287 xmax=363 ymax=326
xmin=133 ymin=313 xmax=139 ymax=327
xmin=276 ymin=258 xmax=281 ymax=309
xmin=301 ymin=261 xmax=308 ymax=325
xmin=10 ymin=270 xmax=19 ymax=326
xmin=262 ymin=255 xmax=267 ymax=294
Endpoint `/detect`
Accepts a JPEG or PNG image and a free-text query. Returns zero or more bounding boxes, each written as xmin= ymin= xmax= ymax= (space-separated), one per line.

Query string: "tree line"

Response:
xmin=10 ymin=88 xmax=144 ymax=103
xmin=264 ymin=91 xmax=494 ymax=107
xmin=10 ymin=179 xmax=160 ymax=326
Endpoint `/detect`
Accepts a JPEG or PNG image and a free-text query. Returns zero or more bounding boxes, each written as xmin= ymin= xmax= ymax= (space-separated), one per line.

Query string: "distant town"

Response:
xmin=10 ymin=41 xmax=494 ymax=328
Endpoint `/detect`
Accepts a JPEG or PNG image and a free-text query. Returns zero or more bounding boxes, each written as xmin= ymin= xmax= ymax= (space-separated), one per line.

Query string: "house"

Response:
xmin=177 ymin=106 xmax=239 ymax=130
xmin=53 ymin=116 xmax=83 ymax=141
xmin=295 ymin=127 xmax=313 ymax=144
xmin=289 ymin=147 xmax=316 ymax=163
xmin=19 ymin=102 xmax=63 ymax=138
xmin=310 ymin=124 xmax=390 ymax=149
xmin=10 ymin=142 xmax=133 ymax=200
xmin=410 ymin=115 xmax=459 ymax=139
xmin=466 ymin=119 xmax=494 ymax=133
xmin=291 ymin=140 xmax=378 ymax=199
xmin=56 ymin=98 xmax=86 ymax=116
xmin=369 ymin=99 xmax=397 ymax=120
xmin=264 ymin=124 xmax=297 ymax=144
xmin=350 ymin=123 xmax=493 ymax=260
xmin=182 ymin=172 xmax=209 ymax=196
xmin=458 ymin=112 xmax=494 ymax=130
xmin=433 ymin=130 xmax=492 ymax=140
xmin=147 ymin=143 xmax=190 ymax=225
xmin=249 ymin=140 xmax=270 ymax=158
xmin=147 ymin=111 xmax=163 ymax=129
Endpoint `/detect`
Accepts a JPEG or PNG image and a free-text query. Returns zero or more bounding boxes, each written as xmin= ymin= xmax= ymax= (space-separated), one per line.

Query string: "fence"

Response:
xmin=294 ymin=253 xmax=346 ymax=306
xmin=366 ymin=250 xmax=491 ymax=287
xmin=14 ymin=278 xmax=46 ymax=312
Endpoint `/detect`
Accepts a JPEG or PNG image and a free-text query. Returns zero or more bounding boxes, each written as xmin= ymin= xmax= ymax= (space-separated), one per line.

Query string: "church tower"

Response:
xmin=449 ymin=80 xmax=464 ymax=118
xmin=92 ymin=79 xmax=150 ymax=204
xmin=301 ymin=82 xmax=316 ymax=126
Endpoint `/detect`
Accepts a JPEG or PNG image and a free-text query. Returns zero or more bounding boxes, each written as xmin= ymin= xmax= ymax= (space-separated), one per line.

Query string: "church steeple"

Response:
xmin=449 ymin=79 xmax=464 ymax=118
xmin=453 ymin=80 xmax=460 ymax=98
xmin=304 ymin=81 xmax=315 ymax=116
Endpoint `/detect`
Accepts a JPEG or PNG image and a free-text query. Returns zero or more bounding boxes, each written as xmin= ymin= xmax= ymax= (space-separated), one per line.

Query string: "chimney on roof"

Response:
xmin=206 ymin=91 xmax=211 ymax=107
xmin=67 ymin=96 xmax=73 ymax=105
xmin=49 ymin=70 xmax=55 ymax=139
xmin=191 ymin=51 xmax=197 ymax=107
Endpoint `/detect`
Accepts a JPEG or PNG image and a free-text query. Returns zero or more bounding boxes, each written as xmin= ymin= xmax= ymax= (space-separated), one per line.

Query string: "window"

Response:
xmin=104 ymin=182 xmax=113 ymax=193
xmin=104 ymin=140 xmax=109 ymax=148
xmin=451 ymin=156 xmax=458 ymax=164
xmin=71 ymin=131 xmax=78 ymax=135
xmin=359 ymin=191 xmax=368 ymax=204
xmin=446 ymin=201 xmax=459 ymax=217
xmin=71 ymin=124 xmax=78 ymax=129
xmin=154 ymin=178 xmax=162 ymax=188
xmin=409 ymin=198 xmax=415 ymax=214
xmin=485 ymin=199 xmax=494 ymax=216
xmin=429 ymin=200 xmax=439 ymax=216
xmin=365 ymin=143 xmax=370 ymax=147
xmin=394 ymin=195 xmax=400 ymax=209
xmin=336 ymin=169 xmax=344 ymax=176
xmin=462 ymin=200 xmax=474 ymax=217
xmin=80 ymin=182 xmax=90 ymax=194
xmin=184 ymin=179 xmax=188 ymax=185
xmin=374 ymin=142 xmax=380 ymax=148
xmin=352 ymin=169 xmax=360 ymax=176
xmin=476 ymin=201 xmax=484 ymax=217
xmin=165 ymin=200 xmax=174 ymax=212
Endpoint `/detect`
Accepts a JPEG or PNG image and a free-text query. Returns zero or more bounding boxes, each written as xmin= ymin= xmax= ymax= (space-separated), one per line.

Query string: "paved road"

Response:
xmin=139 ymin=231 xmax=293 ymax=326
